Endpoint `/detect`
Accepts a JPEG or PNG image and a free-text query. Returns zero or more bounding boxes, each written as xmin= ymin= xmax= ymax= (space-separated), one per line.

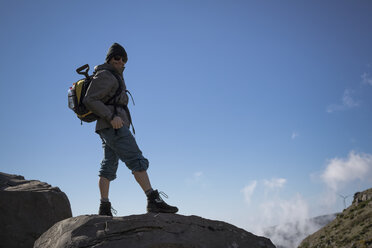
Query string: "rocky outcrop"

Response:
xmin=353 ymin=189 xmax=372 ymax=206
xmin=299 ymin=188 xmax=372 ymax=248
xmin=34 ymin=213 xmax=275 ymax=248
xmin=0 ymin=172 xmax=72 ymax=248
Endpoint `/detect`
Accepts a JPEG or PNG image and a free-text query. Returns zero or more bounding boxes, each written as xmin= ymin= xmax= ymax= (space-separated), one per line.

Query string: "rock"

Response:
xmin=353 ymin=189 xmax=372 ymax=206
xmin=34 ymin=213 xmax=275 ymax=248
xmin=0 ymin=172 xmax=72 ymax=248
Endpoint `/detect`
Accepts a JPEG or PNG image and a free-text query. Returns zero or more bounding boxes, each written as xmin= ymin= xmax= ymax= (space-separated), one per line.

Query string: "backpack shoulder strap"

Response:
xmin=98 ymin=69 xmax=136 ymax=134
xmin=103 ymin=69 xmax=123 ymax=102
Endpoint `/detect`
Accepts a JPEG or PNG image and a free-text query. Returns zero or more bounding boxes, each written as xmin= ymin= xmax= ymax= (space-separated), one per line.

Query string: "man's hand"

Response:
xmin=110 ymin=116 xmax=124 ymax=129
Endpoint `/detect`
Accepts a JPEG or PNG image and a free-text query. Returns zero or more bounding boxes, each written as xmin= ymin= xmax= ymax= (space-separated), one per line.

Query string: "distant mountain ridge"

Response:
xmin=263 ymin=213 xmax=338 ymax=248
xmin=299 ymin=188 xmax=372 ymax=248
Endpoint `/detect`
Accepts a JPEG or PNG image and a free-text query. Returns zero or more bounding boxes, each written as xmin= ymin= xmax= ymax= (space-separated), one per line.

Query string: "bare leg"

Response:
xmin=99 ymin=177 xmax=110 ymax=199
xmin=133 ymin=171 xmax=152 ymax=193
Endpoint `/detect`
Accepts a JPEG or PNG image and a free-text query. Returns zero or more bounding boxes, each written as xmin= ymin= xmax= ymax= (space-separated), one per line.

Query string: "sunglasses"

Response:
xmin=113 ymin=56 xmax=127 ymax=63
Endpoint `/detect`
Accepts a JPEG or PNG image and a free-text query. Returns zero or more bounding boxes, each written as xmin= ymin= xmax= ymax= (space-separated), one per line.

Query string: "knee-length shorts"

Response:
xmin=97 ymin=126 xmax=149 ymax=181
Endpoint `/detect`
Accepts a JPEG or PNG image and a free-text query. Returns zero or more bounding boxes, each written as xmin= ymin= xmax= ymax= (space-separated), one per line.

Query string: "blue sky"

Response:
xmin=1 ymin=0 xmax=372 ymax=239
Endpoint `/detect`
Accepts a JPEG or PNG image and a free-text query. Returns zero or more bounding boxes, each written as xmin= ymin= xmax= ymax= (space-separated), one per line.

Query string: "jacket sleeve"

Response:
xmin=83 ymin=70 xmax=116 ymax=123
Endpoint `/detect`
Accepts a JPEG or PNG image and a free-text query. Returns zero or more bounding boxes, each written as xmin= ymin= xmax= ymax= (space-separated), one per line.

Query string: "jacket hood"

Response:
xmin=94 ymin=63 xmax=115 ymax=72
xmin=94 ymin=63 xmax=123 ymax=76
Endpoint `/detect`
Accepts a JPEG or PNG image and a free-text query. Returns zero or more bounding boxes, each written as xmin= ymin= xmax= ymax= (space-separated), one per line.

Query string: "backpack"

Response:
xmin=68 ymin=64 xmax=122 ymax=124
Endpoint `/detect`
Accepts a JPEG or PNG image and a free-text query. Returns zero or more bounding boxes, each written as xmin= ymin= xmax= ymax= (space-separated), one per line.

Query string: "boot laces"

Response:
xmin=111 ymin=206 xmax=117 ymax=216
xmin=157 ymin=191 xmax=168 ymax=202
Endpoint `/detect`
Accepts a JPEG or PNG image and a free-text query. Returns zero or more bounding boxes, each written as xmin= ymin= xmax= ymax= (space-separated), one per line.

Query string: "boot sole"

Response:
xmin=147 ymin=207 xmax=178 ymax=214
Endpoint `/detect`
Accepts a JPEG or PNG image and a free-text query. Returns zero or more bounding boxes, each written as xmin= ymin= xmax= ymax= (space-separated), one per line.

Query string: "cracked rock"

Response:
xmin=34 ymin=214 xmax=275 ymax=248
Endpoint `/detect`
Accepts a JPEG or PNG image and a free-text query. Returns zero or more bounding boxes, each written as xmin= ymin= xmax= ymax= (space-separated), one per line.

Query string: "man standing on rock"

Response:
xmin=83 ymin=43 xmax=178 ymax=216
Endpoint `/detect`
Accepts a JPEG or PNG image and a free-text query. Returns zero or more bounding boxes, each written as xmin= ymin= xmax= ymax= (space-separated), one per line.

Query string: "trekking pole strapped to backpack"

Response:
xmin=76 ymin=64 xmax=90 ymax=79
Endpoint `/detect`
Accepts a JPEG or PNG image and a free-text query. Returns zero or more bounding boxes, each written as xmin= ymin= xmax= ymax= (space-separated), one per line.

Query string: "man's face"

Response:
xmin=109 ymin=56 xmax=126 ymax=73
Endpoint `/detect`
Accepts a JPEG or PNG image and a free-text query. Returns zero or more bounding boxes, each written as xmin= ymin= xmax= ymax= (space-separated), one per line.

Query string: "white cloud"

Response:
xmin=185 ymin=171 xmax=206 ymax=187
xmin=260 ymin=194 xmax=309 ymax=228
xmin=291 ymin=131 xmax=299 ymax=140
xmin=321 ymin=151 xmax=372 ymax=191
xmin=256 ymin=194 xmax=317 ymax=248
xmin=342 ymin=89 xmax=359 ymax=108
xmin=326 ymin=89 xmax=359 ymax=113
xmin=264 ymin=178 xmax=287 ymax=189
xmin=241 ymin=181 xmax=257 ymax=204
xmin=194 ymin=171 xmax=203 ymax=179
xmin=361 ymin=72 xmax=372 ymax=86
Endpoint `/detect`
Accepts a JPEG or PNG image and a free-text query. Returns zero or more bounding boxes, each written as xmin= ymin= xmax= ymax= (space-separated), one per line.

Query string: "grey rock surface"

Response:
xmin=34 ymin=213 xmax=275 ymax=248
xmin=0 ymin=172 xmax=72 ymax=248
xmin=353 ymin=188 xmax=372 ymax=206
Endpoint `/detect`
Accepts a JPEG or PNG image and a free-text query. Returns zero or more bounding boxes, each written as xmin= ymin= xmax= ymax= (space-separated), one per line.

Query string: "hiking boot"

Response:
xmin=98 ymin=201 xmax=117 ymax=216
xmin=147 ymin=190 xmax=178 ymax=214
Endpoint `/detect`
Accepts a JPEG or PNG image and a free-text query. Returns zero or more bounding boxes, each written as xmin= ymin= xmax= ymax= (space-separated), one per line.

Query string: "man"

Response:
xmin=83 ymin=43 xmax=178 ymax=216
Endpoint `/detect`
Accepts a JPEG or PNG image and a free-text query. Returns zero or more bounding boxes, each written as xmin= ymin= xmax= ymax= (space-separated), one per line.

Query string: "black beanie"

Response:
xmin=105 ymin=43 xmax=128 ymax=63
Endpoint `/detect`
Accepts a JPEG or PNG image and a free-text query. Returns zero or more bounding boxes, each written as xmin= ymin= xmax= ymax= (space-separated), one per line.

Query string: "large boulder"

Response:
xmin=0 ymin=172 xmax=72 ymax=248
xmin=34 ymin=213 xmax=275 ymax=248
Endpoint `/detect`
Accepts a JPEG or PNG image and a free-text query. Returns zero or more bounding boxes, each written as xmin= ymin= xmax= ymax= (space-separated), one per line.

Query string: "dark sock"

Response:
xmin=145 ymin=188 xmax=154 ymax=197
xmin=101 ymin=198 xmax=109 ymax=203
